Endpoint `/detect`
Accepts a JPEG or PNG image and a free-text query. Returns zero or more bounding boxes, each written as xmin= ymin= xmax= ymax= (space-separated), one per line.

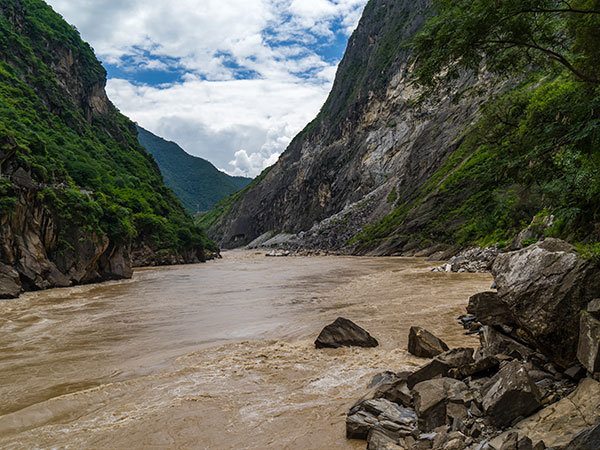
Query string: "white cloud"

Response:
xmin=46 ymin=0 xmax=368 ymax=177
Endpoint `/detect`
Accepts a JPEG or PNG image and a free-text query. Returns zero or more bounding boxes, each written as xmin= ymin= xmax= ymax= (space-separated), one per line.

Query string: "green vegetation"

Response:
xmin=0 ymin=0 xmax=214 ymax=253
xmin=136 ymin=126 xmax=251 ymax=214
xmin=354 ymin=1 xmax=600 ymax=251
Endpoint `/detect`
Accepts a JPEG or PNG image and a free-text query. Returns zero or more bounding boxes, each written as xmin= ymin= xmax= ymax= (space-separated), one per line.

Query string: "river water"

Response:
xmin=0 ymin=251 xmax=491 ymax=449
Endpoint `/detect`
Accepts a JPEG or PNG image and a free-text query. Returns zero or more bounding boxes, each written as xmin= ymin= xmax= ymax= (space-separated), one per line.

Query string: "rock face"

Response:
xmin=412 ymin=377 xmax=473 ymax=431
xmin=408 ymin=326 xmax=450 ymax=358
xmin=315 ymin=317 xmax=378 ymax=349
xmin=203 ymin=0 xmax=493 ymax=254
xmin=577 ymin=310 xmax=600 ymax=374
xmin=481 ymin=361 xmax=542 ymax=428
xmin=492 ymin=239 xmax=600 ymax=367
xmin=564 ymin=422 xmax=600 ymax=450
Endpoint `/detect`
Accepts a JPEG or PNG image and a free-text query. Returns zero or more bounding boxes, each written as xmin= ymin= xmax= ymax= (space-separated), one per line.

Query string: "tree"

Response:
xmin=412 ymin=0 xmax=600 ymax=90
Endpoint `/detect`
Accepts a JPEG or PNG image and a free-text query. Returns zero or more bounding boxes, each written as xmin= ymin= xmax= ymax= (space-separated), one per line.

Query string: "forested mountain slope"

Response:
xmin=137 ymin=126 xmax=251 ymax=214
xmin=0 ymin=0 xmax=215 ymax=298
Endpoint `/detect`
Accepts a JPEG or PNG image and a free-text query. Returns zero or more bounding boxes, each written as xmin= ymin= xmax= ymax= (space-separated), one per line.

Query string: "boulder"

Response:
xmin=479 ymin=326 xmax=534 ymax=360
xmin=563 ymin=422 xmax=600 ymax=450
xmin=370 ymin=371 xmax=401 ymax=389
xmin=492 ymin=239 xmax=600 ymax=368
xmin=448 ymin=356 xmax=499 ymax=380
xmin=347 ymin=398 xmax=417 ymax=440
xmin=467 ymin=292 xmax=515 ymax=328
xmin=367 ymin=429 xmax=403 ymax=450
xmin=587 ymin=298 xmax=600 ymax=317
xmin=482 ymin=361 xmax=541 ymax=428
xmin=315 ymin=317 xmax=378 ymax=349
xmin=412 ymin=378 xmax=473 ymax=432
xmin=375 ymin=378 xmax=414 ymax=408
xmin=488 ymin=378 xmax=600 ymax=449
xmin=408 ymin=348 xmax=475 ymax=389
xmin=408 ymin=326 xmax=450 ymax=358
xmin=577 ymin=310 xmax=600 ymax=374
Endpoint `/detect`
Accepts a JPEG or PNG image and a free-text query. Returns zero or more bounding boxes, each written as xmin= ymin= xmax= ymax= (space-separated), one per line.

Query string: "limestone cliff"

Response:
xmin=202 ymin=0 xmax=491 ymax=253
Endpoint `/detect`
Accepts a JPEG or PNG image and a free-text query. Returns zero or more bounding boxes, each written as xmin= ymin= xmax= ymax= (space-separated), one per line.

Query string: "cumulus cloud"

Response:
xmin=46 ymin=0 xmax=368 ymax=176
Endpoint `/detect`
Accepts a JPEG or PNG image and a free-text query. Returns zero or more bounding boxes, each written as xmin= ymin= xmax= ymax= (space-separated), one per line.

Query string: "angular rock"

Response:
xmin=448 ymin=356 xmax=499 ymax=380
xmin=315 ymin=317 xmax=378 ymax=349
xmin=492 ymin=239 xmax=600 ymax=368
xmin=587 ymin=298 xmax=600 ymax=318
xmin=467 ymin=292 xmax=515 ymax=328
xmin=408 ymin=348 xmax=475 ymax=389
xmin=564 ymin=364 xmax=587 ymax=382
xmin=367 ymin=429 xmax=403 ymax=450
xmin=375 ymin=379 xmax=414 ymax=408
xmin=488 ymin=378 xmax=600 ymax=449
xmin=479 ymin=326 xmax=534 ymax=360
xmin=482 ymin=360 xmax=541 ymax=428
xmin=408 ymin=326 xmax=449 ymax=358
xmin=563 ymin=422 xmax=600 ymax=450
xmin=348 ymin=398 xmax=417 ymax=440
xmin=413 ymin=378 xmax=473 ymax=432
xmin=577 ymin=311 xmax=600 ymax=374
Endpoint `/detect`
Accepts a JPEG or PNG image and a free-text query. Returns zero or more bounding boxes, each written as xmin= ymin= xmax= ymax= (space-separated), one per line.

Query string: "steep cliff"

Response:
xmin=0 ymin=0 xmax=214 ymax=298
xmin=203 ymin=0 xmax=600 ymax=256
xmin=201 ymin=0 xmax=490 ymax=251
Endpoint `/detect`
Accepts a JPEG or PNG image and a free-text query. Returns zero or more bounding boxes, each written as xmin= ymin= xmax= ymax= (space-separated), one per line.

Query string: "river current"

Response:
xmin=0 ymin=250 xmax=491 ymax=449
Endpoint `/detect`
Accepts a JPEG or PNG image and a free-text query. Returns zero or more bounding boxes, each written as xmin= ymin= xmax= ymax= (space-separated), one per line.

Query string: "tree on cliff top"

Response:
xmin=412 ymin=0 xmax=600 ymax=89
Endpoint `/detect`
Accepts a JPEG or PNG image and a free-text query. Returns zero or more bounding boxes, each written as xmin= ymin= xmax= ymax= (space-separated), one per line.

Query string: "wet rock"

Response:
xmin=408 ymin=348 xmax=475 ymax=389
xmin=370 ymin=371 xmax=400 ymax=388
xmin=348 ymin=398 xmax=417 ymax=441
xmin=488 ymin=378 xmax=600 ymax=449
xmin=408 ymin=326 xmax=450 ymax=358
xmin=315 ymin=317 xmax=378 ymax=349
xmin=492 ymin=239 xmax=600 ymax=368
xmin=563 ymin=422 xmax=600 ymax=450
xmin=413 ymin=378 xmax=473 ymax=432
xmin=482 ymin=361 xmax=542 ymax=428
xmin=577 ymin=310 xmax=600 ymax=374
xmin=467 ymin=292 xmax=515 ymax=328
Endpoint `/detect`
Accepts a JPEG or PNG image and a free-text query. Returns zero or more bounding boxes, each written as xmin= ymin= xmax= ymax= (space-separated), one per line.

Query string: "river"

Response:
xmin=0 ymin=250 xmax=491 ymax=449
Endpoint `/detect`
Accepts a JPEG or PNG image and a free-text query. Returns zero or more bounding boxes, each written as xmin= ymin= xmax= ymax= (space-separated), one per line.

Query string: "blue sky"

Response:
xmin=45 ymin=0 xmax=368 ymax=177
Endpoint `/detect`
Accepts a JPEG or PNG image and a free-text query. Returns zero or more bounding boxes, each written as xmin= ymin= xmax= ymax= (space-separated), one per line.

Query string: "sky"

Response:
xmin=45 ymin=0 xmax=369 ymax=177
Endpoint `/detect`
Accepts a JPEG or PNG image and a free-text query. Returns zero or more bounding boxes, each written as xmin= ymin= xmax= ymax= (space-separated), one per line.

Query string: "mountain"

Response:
xmin=201 ymin=0 xmax=600 ymax=256
xmin=136 ymin=126 xmax=251 ymax=214
xmin=0 ymin=0 xmax=215 ymax=298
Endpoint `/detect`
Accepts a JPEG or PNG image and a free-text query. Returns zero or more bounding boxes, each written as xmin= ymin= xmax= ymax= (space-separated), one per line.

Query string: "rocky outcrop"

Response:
xmin=315 ymin=317 xmax=378 ymax=349
xmin=491 ymin=239 xmax=600 ymax=368
xmin=408 ymin=326 xmax=450 ymax=358
xmin=0 ymin=186 xmax=132 ymax=298
xmin=577 ymin=308 xmax=600 ymax=374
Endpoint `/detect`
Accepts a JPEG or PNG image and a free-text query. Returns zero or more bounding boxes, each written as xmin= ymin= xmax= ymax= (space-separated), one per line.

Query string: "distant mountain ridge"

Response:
xmin=137 ymin=126 xmax=251 ymax=214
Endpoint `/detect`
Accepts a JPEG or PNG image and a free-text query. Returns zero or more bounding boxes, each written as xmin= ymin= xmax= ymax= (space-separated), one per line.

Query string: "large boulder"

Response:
xmin=482 ymin=360 xmax=541 ymax=428
xmin=467 ymin=292 xmax=515 ymax=328
xmin=315 ymin=317 xmax=378 ymax=349
xmin=407 ymin=348 xmax=474 ymax=389
xmin=413 ymin=377 xmax=473 ymax=431
xmin=408 ymin=326 xmax=449 ymax=358
xmin=478 ymin=326 xmax=535 ymax=360
xmin=488 ymin=378 xmax=600 ymax=449
xmin=491 ymin=239 xmax=600 ymax=368
xmin=577 ymin=309 xmax=600 ymax=374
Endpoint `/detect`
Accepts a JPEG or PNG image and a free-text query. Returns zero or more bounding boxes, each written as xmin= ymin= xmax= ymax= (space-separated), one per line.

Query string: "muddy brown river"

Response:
xmin=0 ymin=251 xmax=491 ymax=449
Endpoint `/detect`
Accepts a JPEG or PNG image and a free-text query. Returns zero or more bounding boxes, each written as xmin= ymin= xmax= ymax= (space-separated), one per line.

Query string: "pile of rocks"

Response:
xmin=345 ymin=239 xmax=600 ymax=449
xmin=431 ymin=247 xmax=499 ymax=274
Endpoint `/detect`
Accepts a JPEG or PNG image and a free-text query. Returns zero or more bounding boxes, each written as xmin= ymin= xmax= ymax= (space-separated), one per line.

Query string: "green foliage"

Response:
xmin=355 ymin=73 xmax=600 ymax=249
xmin=0 ymin=178 xmax=17 ymax=214
xmin=136 ymin=126 xmax=251 ymax=214
xmin=0 ymin=0 xmax=214 ymax=253
xmin=412 ymin=0 xmax=600 ymax=92
xmin=386 ymin=186 xmax=398 ymax=204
